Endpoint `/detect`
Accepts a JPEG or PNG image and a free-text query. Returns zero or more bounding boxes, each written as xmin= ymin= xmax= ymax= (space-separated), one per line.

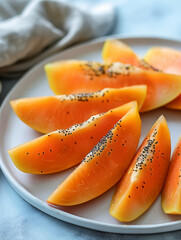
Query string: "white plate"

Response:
xmin=1 ymin=36 xmax=181 ymax=234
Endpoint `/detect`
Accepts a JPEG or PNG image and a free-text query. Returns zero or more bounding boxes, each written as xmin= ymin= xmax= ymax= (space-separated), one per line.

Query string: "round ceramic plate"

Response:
xmin=0 ymin=36 xmax=181 ymax=234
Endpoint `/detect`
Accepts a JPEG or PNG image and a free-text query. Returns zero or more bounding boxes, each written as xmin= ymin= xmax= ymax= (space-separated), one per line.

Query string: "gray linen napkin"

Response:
xmin=0 ymin=0 xmax=116 ymax=78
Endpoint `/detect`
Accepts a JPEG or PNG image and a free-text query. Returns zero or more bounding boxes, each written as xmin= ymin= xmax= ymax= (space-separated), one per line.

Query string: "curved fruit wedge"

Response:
xmin=102 ymin=39 xmax=140 ymax=65
xmin=102 ymin=39 xmax=157 ymax=71
xmin=45 ymin=60 xmax=181 ymax=112
xmin=145 ymin=47 xmax=181 ymax=75
xmin=165 ymin=95 xmax=181 ymax=110
xmin=47 ymin=103 xmax=141 ymax=206
xmin=10 ymin=85 xmax=146 ymax=133
xmin=8 ymin=102 xmax=137 ymax=174
xmin=103 ymin=40 xmax=181 ymax=110
xmin=110 ymin=115 xmax=171 ymax=222
xmin=162 ymin=135 xmax=181 ymax=214
xmin=145 ymin=47 xmax=181 ymax=110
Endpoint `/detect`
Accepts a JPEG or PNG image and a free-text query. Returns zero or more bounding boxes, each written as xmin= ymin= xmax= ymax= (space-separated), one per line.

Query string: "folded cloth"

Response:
xmin=0 ymin=0 xmax=116 ymax=78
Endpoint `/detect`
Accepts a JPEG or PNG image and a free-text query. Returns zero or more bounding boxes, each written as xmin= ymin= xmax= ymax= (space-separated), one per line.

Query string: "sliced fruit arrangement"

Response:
xmin=47 ymin=102 xmax=141 ymax=206
xmin=8 ymin=102 xmax=137 ymax=174
xmin=10 ymin=85 xmax=146 ymax=133
xmin=162 ymin=135 xmax=181 ymax=214
xmin=45 ymin=60 xmax=181 ymax=112
xmin=144 ymin=47 xmax=181 ymax=110
xmin=102 ymin=39 xmax=156 ymax=71
xmin=102 ymin=39 xmax=181 ymax=110
xmin=110 ymin=115 xmax=171 ymax=222
xmin=8 ymin=38 xmax=181 ymax=222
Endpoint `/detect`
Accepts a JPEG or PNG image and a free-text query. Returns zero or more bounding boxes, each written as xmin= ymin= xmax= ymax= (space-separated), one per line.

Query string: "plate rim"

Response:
xmin=1 ymin=34 xmax=181 ymax=234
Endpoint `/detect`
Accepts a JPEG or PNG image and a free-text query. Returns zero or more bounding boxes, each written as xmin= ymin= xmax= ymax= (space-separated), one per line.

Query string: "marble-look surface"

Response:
xmin=1 ymin=0 xmax=181 ymax=239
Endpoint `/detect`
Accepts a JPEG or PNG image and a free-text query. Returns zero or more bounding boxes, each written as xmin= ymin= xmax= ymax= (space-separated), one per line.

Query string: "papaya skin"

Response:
xmin=145 ymin=47 xmax=181 ymax=110
xmin=8 ymin=102 xmax=137 ymax=174
xmin=10 ymin=85 xmax=146 ymax=133
xmin=47 ymin=102 xmax=141 ymax=206
xmin=162 ymin=135 xmax=181 ymax=214
xmin=45 ymin=60 xmax=181 ymax=112
xmin=110 ymin=115 xmax=171 ymax=222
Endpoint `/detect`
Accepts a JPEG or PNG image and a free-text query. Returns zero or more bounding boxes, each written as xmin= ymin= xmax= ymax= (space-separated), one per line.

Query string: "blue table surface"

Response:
xmin=1 ymin=0 xmax=181 ymax=239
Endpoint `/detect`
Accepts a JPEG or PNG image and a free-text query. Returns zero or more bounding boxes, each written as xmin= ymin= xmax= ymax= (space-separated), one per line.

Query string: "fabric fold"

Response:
xmin=0 ymin=0 xmax=116 ymax=77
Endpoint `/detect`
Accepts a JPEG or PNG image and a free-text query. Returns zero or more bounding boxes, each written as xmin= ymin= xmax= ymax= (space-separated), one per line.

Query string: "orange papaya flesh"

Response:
xmin=144 ymin=47 xmax=181 ymax=109
xmin=47 ymin=103 xmax=141 ymax=206
xmin=102 ymin=39 xmax=140 ymax=66
xmin=162 ymin=135 xmax=181 ymax=214
xmin=102 ymin=39 xmax=157 ymax=71
xmin=10 ymin=85 xmax=146 ymax=133
xmin=144 ymin=47 xmax=181 ymax=75
xmin=165 ymin=94 xmax=181 ymax=110
xmin=103 ymin=40 xmax=181 ymax=110
xmin=8 ymin=102 xmax=137 ymax=174
xmin=45 ymin=60 xmax=181 ymax=112
xmin=110 ymin=115 xmax=171 ymax=222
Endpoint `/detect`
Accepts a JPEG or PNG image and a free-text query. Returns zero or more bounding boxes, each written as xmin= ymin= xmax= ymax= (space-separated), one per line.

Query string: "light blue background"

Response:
xmin=1 ymin=0 xmax=181 ymax=239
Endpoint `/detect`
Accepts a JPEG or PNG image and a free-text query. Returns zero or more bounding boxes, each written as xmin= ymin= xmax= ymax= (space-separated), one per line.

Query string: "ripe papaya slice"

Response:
xmin=47 ymin=102 xmax=141 ymax=206
xmin=110 ymin=115 xmax=171 ymax=222
xmin=103 ymin=40 xmax=181 ymax=110
xmin=165 ymin=95 xmax=181 ymax=110
xmin=102 ymin=39 xmax=157 ymax=71
xmin=10 ymin=85 xmax=146 ymax=133
xmin=45 ymin=60 xmax=181 ymax=112
xmin=144 ymin=47 xmax=181 ymax=110
xmin=162 ymin=135 xmax=181 ymax=214
xmin=102 ymin=39 xmax=140 ymax=66
xmin=145 ymin=47 xmax=181 ymax=75
xmin=8 ymin=102 xmax=137 ymax=174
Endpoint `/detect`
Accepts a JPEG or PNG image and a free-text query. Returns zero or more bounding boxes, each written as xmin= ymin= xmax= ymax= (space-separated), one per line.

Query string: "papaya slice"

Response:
xmin=102 ymin=39 xmax=140 ymax=66
xmin=165 ymin=95 xmax=181 ymax=110
xmin=145 ymin=47 xmax=181 ymax=75
xmin=47 ymin=102 xmax=141 ymax=206
xmin=103 ymin=40 xmax=181 ymax=110
xmin=45 ymin=60 xmax=181 ymax=112
xmin=102 ymin=39 xmax=157 ymax=71
xmin=8 ymin=102 xmax=137 ymax=174
xmin=10 ymin=85 xmax=146 ymax=133
xmin=110 ymin=115 xmax=171 ymax=222
xmin=162 ymin=135 xmax=181 ymax=214
xmin=144 ymin=47 xmax=181 ymax=110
